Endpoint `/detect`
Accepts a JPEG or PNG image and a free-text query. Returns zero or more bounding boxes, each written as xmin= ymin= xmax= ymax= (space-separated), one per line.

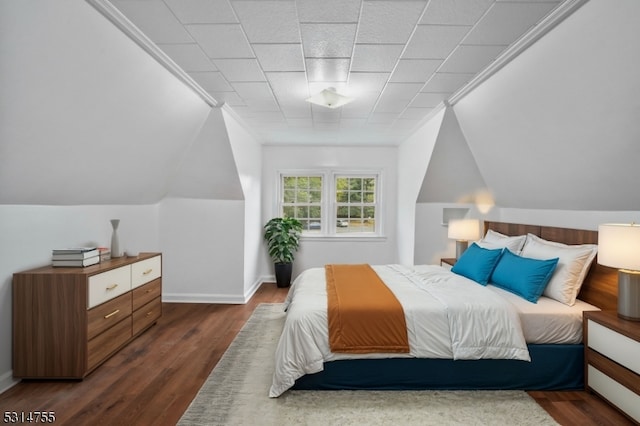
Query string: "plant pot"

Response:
xmin=274 ymin=263 xmax=293 ymax=288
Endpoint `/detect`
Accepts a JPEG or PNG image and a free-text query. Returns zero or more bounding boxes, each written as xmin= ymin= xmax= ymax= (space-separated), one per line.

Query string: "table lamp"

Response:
xmin=598 ymin=223 xmax=640 ymax=321
xmin=448 ymin=219 xmax=481 ymax=259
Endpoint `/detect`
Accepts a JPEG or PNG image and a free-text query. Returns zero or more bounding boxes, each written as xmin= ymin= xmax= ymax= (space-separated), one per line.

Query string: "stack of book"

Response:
xmin=52 ymin=247 xmax=100 ymax=267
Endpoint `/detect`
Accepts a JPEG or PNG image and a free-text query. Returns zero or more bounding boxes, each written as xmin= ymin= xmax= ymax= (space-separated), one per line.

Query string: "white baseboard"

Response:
xmin=0 ymin=370 xmax=19 ymax=395
xmin=163 ymin=276 xmax=277 ymax=304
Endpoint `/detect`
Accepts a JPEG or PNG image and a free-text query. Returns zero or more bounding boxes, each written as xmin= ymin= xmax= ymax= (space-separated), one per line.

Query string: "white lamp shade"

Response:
xmin=306 ymin=87 xmax=353 ymax=109
xmin=598 ymin=223 xmax=640 ymax=271
xmin=448 ymin=219 xmax=481 ymax=241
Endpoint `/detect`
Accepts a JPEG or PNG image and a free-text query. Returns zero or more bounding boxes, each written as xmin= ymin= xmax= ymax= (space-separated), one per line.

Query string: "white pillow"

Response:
xmin=520 ymin=233 xmax=597 ymax=306
xmin=476 ymin=229 xmax=527 ymax=253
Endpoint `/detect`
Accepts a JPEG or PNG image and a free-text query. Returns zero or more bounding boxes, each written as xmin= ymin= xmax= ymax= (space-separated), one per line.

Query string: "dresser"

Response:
xmin=583 ymin=310 xmax=640 ymax=423
xmin=13 ymin=253 xmax=162 ymax=379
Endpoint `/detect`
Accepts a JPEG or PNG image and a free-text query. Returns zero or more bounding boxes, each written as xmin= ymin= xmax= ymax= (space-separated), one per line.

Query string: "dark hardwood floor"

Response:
xmin=0 ymin=283 xmax=633 ymax=425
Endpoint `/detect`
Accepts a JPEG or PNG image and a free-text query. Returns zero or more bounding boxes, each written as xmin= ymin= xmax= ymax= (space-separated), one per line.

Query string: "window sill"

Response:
xmin=300 ymin=235 xmax=387 ymax=243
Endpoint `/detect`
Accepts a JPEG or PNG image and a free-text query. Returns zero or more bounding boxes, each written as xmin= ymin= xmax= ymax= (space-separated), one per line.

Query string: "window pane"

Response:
xmin=349 ymin=206 xmax=362 ymax=218
xmin=349 ymin=191 xmax=361 ymax=202
xmin=363 ymin=178 xmax=375 ymax=191
xmin=283 ymin=206 xmax=295 ymax=217
xmin=297 ymin=176 xmax=309 ymax=188
xmin=336 ymin=177 xmax=348 ymax=190
xmin=283 ymin=190 xmax=295 ymax=203
xmin=283 ymin=177 xmax=296 ymax=188
xmin=349 ymin=178 xmax=362 ymax=190
xmin=310 ymin=177 xmax=322 ymax=189
xmin=337 ymin=206 xmax=348 ymax=218
xmin=309 ymin=206 xmax=321 ymax=218
xmin=363 ymin=192 xmax=375 ymax=203
xmin=363 ymin=206 xmax=375 ymax=218
xmin=297 ymin=190 xmax=310 ymax=203
xmin=336 ymin=191 xmax=348 ymax=202
xmin=310 ymin=190 xmax=322 ymax=202
xmin=296 ymin=206 xmax=309 ymax=218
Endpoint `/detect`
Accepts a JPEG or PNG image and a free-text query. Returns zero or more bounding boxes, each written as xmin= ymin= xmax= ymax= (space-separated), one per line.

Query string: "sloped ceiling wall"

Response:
xmin=167 ymin=108 xmax=243 ymax=200
xmin=0 ymin=1 xmax=212 ymax=205
xmin=453 ymin=0 xmax=640 ymax=211
xmin=417 ymin=106 xmax=490 ymax=204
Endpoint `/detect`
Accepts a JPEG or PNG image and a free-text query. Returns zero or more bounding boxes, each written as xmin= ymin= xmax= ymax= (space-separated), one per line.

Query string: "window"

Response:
xmin=278 ymin=171 xmax=381 ymax=236
xmin=281 ymin=175 xmax=323 ymax=233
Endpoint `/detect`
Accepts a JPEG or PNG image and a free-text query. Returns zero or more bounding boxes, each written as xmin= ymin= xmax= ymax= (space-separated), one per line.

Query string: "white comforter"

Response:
xmin=269 ymin=264 xmax=530 ymax=397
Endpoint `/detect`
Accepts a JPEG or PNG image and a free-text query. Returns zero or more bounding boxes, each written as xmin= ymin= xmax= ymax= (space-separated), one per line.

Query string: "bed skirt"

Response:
xmin=292 ymin=344 xmax=584 ymax=391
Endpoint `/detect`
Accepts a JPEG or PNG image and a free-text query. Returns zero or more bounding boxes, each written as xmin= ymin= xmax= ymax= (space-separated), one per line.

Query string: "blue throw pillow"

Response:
xmin=490 ymin=249 xmax=559 ymax=303
xmin=451 ymin=243 xmax=503 ymax=285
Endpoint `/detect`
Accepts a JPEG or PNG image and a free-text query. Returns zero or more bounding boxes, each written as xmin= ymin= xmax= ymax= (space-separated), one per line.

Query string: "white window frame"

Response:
xmin=276 ymin=169 xmax=384 ymax=239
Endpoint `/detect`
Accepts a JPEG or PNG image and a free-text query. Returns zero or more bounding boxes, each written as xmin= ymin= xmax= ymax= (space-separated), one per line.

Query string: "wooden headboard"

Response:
xmin=484 ymin=221 xmax=617 ymax=311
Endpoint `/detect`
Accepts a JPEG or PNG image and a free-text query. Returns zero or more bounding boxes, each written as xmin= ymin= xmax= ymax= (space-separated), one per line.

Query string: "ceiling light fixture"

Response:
xmin=305 ymin=87 xmax=354 ymax=109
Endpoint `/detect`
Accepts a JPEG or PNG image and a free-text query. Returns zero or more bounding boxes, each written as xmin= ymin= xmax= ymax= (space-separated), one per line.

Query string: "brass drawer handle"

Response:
xmin=104 ymin=309 xmax=120 ymax=319
xmin=143 ymin=269 xmax=153 ymax=275
xmin=106 ymin=284 xmax=118 ymax=290
xmin=145 ymin=311 xmax=154 ymax=317
xmin=145 ymin=289 xmax=153 ymax=293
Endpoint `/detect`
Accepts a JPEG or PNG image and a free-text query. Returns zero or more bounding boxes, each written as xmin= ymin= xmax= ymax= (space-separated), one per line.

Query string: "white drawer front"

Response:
xmin=88 ymin=265 xmax=132 ymax=309
xmin=588 ymin=320 xmax=640 ymax=374
xmin=131 ymin=256 xmax=161 ymax=289
xmin=588 ymin=365 xmax=640 ymax=422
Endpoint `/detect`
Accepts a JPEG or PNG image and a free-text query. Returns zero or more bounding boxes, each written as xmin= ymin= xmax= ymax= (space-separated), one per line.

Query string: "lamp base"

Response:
xmin=455 ymin=240 xmax=469 ymax=259
xmin=618 ymin=270 xmax=640 ymax=321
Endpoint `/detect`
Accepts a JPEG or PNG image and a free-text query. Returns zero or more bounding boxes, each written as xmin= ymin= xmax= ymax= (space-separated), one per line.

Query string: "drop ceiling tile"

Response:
xmin=420 ymin=0 xmax=494 ymax=25
xmin=186 ymin=24 xmax=254 ymax=58
xmin=297 ymin=0 xmax=361 ymax=23
xmin=187 ymin=72 xmax=233 ymax=91
xmin=281 ymin=104 xmax=312 ymax=118
xmin=422 ymin=73 xmax=475 ymax=92
xmin=266 ymin=72 xmax=310 ymax=101
xmin=245 ymin=97 xmax=280 ymax=111
xmin=357 ymin=0 xmax=427 ymax=44
xmin=464 ymin=2 xmax=559 ymax=45
xmin=438 ymin=44 xmax=506 ymax=73
xmin=368 ymin=112 xmax=398 ymax=124
xmin=308 ymin=82 xmax=348 ymax=96
xmin=351 ymin=45 xmax=404 ymax=72
xmin=231 ymin=81 xmax=274 ymax=99
xmin=381 ymin=83 xmax=423 ymax=100
xmin=389 ymin=59 xmax=442 ymax=83
xmin=249 ymin=111 xmax=286 ymax=123
xmin=403 ymin=25 xmax=471 ymax=59
xmin=340 ymin=119 xmax=367 ymax=128
xmin=301 ymin=24 xmax=357 ymax=58
xmin=287 ymin=118 xmax=314 ymax=127
xmin=232 ymin=1 xmax=300 ymax=43
xmin=158 ymin=43 xmax=217 ymax=72
xmin=212 ymin=59 xmax=266 ymax=82
xmin=164 ymin=0 xmax=238 ymax=24
xmin=374 ymin=98 xmax=411 ymax=113
xmin=253 ymin=44 xmax=305 ymax=72
xmin=111 ymin=0 xmax=194 ymax=43
xmin=410 ymin=92 xmax=450 ymax=107
xmin=348 ymin=73 xmax=390 ymax=94
xmin=306 ymin=58 xmax=350 ymax=82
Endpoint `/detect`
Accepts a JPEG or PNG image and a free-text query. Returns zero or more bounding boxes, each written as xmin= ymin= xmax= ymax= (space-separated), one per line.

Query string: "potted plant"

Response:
xmin=263 ymin=217 xmax=303 ymax=288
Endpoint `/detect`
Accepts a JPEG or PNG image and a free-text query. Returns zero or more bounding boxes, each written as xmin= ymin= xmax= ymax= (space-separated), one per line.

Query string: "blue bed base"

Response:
xmin=293 ymin=344 xmax=584 ymax=391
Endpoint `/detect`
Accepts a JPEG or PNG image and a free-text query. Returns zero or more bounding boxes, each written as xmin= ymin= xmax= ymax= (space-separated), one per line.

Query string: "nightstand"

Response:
xmin=440 ymin=258 xmax=456 ymax=271
xmin=583 ymin=310 xmax=640 ymax=423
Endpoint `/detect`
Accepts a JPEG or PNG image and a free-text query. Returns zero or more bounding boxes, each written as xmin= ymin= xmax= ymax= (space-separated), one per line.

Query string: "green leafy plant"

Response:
xmin=263 ymin=217 xmax=303 ymax=264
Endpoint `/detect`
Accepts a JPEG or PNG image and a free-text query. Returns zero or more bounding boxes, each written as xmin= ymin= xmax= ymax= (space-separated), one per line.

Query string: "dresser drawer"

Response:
xmin=132 ymin=278 xmax=161 ymax=311
xmin=88 ymin=265 xmax=131 ymax=308
xmin=588 ymin=319 xmax=640 ymax=375
xmin=588 ymin=365 xmax=640 ymax=422
xmin=131 ymin=256 xmax=161 ymax=289
xmin=132 ymin=297 xmax=161 ymax=336
xmin=87 ymin=316 xmax=132 ymax=371
xmin=87 ymin=292 xmax=132 ymax=341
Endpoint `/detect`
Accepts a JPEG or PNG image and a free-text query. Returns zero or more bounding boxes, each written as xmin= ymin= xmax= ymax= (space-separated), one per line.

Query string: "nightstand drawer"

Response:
xmin=588 ymin=319 xmax=640 ymax=375
xmin=588 ymin=365 xmax=640 ymax=422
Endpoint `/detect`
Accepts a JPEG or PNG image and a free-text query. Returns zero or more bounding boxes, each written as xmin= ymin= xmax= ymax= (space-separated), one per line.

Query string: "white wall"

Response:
xmin=397 ymin=109 xmax=445 ymax=265
xmin=0 ymin=205 xmax=159 ymax=393
xmin=223 ymin=109 xmax=265 ymax=296
xmin=261 ymin=145 xmax=398 ymax=279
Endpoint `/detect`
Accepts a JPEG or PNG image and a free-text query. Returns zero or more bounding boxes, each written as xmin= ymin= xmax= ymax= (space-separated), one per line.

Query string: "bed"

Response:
xmin=269 ymin=221 xmax=618 ymax=397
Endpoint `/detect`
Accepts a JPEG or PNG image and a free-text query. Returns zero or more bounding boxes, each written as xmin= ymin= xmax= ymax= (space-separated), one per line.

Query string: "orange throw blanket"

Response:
xmin=326 ymin=264 xmax=409 ymax=354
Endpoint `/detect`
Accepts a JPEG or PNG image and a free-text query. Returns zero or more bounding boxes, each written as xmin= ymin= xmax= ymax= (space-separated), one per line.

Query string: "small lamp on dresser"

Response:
xmin=448 ymin=219 xmax=481 ymax=259
xmin=598 ymin=223 xmax=640 ymax=321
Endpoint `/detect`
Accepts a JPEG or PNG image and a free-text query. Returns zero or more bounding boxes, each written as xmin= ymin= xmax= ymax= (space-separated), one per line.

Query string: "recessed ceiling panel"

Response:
xmin=305 ymin=58 xmax=350 ymax=82
xmin=301 ymin=24 xmax=357 ymax=58
xmin=297 ymin=0 xmax=362 ymax=23
xmin=351 ymin=44 xmax=404 ymax=72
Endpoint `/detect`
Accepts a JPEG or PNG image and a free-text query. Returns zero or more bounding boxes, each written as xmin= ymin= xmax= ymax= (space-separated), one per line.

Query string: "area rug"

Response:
xmin=178 ymin=303 xmax=559 ymax=425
